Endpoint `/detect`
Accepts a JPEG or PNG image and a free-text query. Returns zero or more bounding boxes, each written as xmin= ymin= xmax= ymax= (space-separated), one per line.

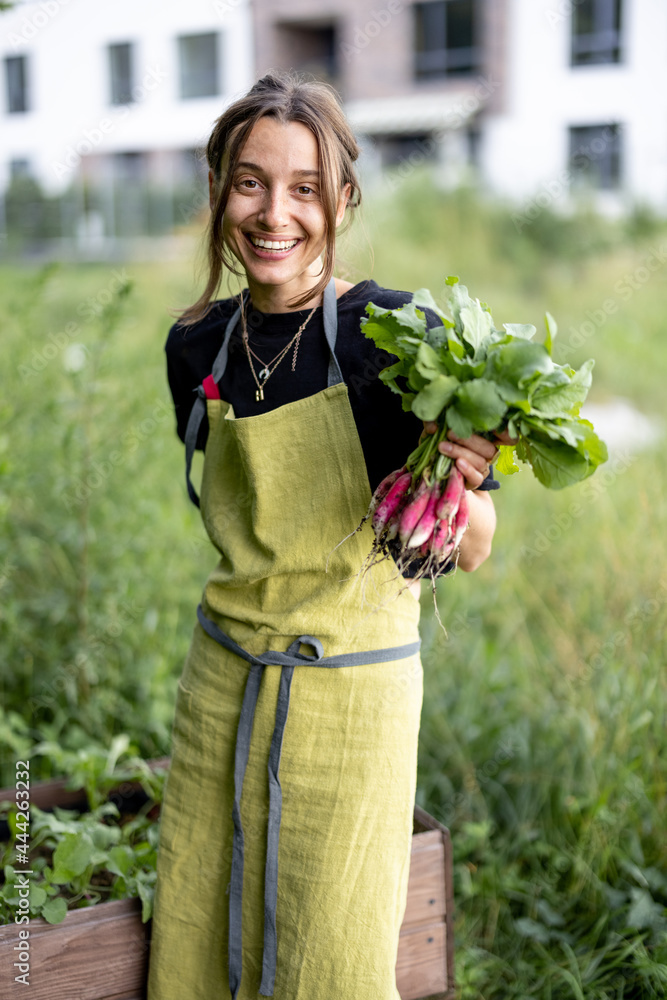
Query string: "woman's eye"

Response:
xmin=297 ymin=185 xmax=315 ymax=195
xmin=239 ymin=179 xmax=258 ymax=189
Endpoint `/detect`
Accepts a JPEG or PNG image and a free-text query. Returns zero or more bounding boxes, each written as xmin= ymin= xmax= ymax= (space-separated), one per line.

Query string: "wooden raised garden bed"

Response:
xmin=0 ymin=760 xmax=455 ymax=1000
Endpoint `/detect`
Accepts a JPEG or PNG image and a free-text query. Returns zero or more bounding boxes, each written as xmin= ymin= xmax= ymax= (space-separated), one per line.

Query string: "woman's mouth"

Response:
xmin=244 ymin=233 xmax=302 ymax=258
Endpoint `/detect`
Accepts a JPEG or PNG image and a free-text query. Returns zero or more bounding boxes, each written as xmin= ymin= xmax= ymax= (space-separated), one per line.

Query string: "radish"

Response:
xmin=371 ymin=471 xmax=412 ymax=536
xmin=435 ymin=466 xmax=465 ymax=522
xmin=452 ymin=487 xmax=470 ymax=550
xmin=435 ymin=538 xmax=456 ymax=564
xmin=369 ymin=465 xmax=407 ymax=517
xmin=397 ymin=474 xmax=433 ymax=546
xmin=406 ymin=480 xmax=440 ymax=549
xmin=429 ymin=516 xmax=450 ymax=555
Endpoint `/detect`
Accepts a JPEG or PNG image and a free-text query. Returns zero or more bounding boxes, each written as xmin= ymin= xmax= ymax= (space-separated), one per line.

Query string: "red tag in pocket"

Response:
xmin=202 ymin=374 xmax=221 ymax=400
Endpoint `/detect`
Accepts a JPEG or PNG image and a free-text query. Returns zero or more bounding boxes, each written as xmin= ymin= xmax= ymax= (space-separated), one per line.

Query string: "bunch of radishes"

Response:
xmin=330 ymin=275 xmax=607 ymax=628
xmin=325 ymin=456 xmax=469 ymax=620
xmin=368 ymin=462 xmax=468 ymax=580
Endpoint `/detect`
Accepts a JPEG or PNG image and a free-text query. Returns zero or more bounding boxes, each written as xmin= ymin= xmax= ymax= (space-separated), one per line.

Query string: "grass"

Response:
xmin=1 ymin=176 xmax=666 ymax=996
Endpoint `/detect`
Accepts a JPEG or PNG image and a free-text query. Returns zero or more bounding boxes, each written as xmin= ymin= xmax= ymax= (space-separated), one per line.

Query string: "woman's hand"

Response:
xmin=419 ymin=422 xmax=517 ymax=491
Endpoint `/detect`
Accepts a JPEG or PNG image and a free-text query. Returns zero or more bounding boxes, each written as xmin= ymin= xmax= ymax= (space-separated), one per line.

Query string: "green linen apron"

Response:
xmin=147 ymin=277 xmax=424 ymax=1000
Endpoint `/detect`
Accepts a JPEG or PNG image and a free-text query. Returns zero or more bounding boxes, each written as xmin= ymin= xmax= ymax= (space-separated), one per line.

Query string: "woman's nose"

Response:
xmin=257 ymin=187 xmax=290 ymax=230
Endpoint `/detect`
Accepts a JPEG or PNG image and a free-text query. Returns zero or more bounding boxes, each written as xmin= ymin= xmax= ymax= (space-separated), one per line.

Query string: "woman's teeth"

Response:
xmin=249 ymin=236 xmax=299 ymax=251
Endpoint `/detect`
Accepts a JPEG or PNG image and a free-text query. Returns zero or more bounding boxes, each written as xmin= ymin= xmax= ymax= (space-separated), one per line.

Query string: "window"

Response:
xmin=571 ymin=0 xmax=622 ymax=66
xmin=276 ymin=22 xmax=338 ymax=84
xmin=374 ymin=133 xmax=435 ymax=169
xmin=10 ymin=158 xmax=31 ymax=179
xmin=113 ymin=151 xmax=146 ymax=182
xmin=109 ymin=43 xmax=135 ymax=105
xmin=569 ymin=124 xmax=622 ymax=190
xmin=5 ymin=55 xmax=29 ymax=113
xmin=414 ymin=0 xmax=480 ymax=79
xmin=178 ymin=33 xmax=220 ymax=99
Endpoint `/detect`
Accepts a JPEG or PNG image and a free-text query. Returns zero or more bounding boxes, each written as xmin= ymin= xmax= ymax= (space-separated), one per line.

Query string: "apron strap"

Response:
xmin=183 ymin=299 xmax=245 ymax=507
xmin=195 ymin=604 xmax=421 ymax=998
xmin=323 ymin=274 xmax=343 ymax=388
xmin=228 ymin=660 xmax=265 ymax=1000
xmin=261 ymin=661 xmax=294 ymax=995
xmin=184 ymin=390 xmax=205 ymax=508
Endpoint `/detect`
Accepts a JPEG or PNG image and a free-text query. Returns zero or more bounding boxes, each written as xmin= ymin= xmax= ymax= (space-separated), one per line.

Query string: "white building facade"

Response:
xmin=482 ymin=0 xmax=667 ymax=216
xmin=0 ymin=0 xmax=253 ymax=238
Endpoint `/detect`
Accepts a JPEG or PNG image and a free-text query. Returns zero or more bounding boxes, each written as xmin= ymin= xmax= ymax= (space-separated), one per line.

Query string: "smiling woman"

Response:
xmin=147 ymin=70 xmax=501 ymax=1000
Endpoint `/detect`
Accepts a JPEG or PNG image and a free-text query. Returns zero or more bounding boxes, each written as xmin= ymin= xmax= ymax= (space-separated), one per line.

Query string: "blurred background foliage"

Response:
xmin=1 ymin=174 xmax=666 ymax=996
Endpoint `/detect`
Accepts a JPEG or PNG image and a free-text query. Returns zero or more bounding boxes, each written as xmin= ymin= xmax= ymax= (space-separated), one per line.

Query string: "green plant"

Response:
xmin=31 ymin=734 xmax=165 ymax=810
xmin=0 ymin=264 xmax=183 ymax=784
xmin=0 ymin=739 xmax=166 ymax=925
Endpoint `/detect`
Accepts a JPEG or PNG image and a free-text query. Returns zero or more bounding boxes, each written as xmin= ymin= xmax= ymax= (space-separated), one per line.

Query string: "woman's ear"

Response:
xmin=336 ymin=182 xmax=352 ymax=227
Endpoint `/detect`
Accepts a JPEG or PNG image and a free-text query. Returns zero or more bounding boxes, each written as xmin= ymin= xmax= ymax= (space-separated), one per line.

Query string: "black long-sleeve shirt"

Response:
xmin=165 ymin=279 xmax=499 ymax=578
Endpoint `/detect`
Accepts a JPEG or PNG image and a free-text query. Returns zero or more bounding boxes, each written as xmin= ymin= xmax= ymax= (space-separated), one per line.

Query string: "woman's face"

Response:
xmin=218 ymin=116 xmax=350 ymax=309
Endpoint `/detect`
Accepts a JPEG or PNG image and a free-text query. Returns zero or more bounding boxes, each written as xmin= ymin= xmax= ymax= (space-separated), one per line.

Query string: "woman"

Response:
xmin=147 ymin=71 xmax=503 ymax=1000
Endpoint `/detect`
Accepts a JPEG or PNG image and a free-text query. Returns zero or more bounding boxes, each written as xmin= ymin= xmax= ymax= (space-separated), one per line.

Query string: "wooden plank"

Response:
xmin=403 ymin=830 xmax=447 ymax=925
xmin=397 ymin=921 xmax=448 ymax=1000
xmin=0 ymin=898 xmax=149 ymax=1000
xmin=413 ymin=803 xmax=449 ymax=835
xmin=412 ymin=809 xmax=456 ymax=992
xmin=442 ymin=828 xmax=455 ymax=992
xmin=404 ymin=821 xmax=456 ymax=995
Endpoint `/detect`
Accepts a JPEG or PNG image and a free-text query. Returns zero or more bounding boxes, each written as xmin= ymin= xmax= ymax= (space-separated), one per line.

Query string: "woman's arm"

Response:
xmin=457 ymin=488 xmax=496 ymax=572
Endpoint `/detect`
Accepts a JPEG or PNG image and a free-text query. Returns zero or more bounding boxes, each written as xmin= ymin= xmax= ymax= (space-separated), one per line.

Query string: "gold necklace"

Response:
xmin=241 ymin=302 xmax=318 ymax=402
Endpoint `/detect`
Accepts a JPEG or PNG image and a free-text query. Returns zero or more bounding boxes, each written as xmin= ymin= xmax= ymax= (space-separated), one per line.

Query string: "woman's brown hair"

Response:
xmin=177 ymin=70 xmax=362 ymax=324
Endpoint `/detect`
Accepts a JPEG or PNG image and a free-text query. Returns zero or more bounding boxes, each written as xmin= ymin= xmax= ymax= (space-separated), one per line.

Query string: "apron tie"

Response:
xmin=195 ymin=604 xmax=421 ymax=999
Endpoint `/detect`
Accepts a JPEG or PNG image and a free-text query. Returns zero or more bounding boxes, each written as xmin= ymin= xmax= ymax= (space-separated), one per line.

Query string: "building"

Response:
xmin=0 ymin=0 xmax=253 ymax=239
xmin=1 ymin=0 xmax=666 ymax=245
xmin=251 ymin=0 xmax=667 ymax=215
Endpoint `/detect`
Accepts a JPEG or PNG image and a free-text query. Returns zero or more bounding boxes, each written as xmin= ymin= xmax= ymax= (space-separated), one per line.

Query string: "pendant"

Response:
xmin=255 ymin=387 xmax=264 ymax=401
xmin=259 ymin=368 xmax=270 ymax=382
